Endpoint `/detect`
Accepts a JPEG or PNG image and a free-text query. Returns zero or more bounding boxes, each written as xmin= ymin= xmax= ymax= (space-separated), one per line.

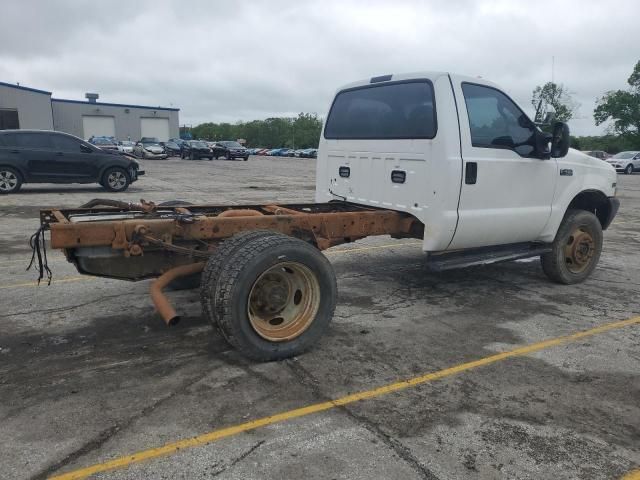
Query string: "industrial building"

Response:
xmin=0 ymin=80 xmax=179 ymax=141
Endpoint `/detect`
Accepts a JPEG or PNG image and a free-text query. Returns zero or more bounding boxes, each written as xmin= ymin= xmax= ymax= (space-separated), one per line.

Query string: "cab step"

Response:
xmin=426 ymin=243 xmax=552 ymax=272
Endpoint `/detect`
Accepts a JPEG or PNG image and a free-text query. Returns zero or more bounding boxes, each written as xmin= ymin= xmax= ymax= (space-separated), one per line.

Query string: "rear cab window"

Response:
xmin=324 ymin=80 xmax=437 ymax=139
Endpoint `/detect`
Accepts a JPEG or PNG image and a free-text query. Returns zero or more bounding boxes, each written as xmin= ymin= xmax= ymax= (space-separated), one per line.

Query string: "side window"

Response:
xmin=462 ymin=83 xmax=536 ymax=157
xmin=14 ymin=133 xmax=52 ymax=149
xmin=51 ymin=134 xmax=82 ymax=152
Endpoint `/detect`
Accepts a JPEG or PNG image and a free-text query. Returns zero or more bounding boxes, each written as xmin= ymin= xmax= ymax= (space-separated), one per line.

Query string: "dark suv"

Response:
xmin=0 ymin=130 xmax=144 ymax=194
xmin=181 ymin=140 xmax=213 ymax=160
xmin=213 ymin=141 xmax=249 ymax=161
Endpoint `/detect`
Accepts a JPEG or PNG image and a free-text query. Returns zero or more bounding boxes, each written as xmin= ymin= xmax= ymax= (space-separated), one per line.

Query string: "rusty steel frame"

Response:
xmin=42 ymin=202 xmax=420 ymax=253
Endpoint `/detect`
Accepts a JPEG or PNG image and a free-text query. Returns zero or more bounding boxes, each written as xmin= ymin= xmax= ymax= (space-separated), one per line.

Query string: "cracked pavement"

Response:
xmin=0 ymin=156 xmax=639 ymax=479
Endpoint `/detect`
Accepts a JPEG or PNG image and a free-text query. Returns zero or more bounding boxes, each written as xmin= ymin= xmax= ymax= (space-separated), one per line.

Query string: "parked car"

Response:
xmin=584 ymin=150 xmax=610 ymax=161
xmin=606 ymin=151 xmax=640 ymax=174
xmin=163 ymin=140 xmax=183 ymax=157
xmin=117 ymin=140 xmax=135 ymax=154
xmin=89 ymin=136 xmax=118 ymax=151
xmin=298 ymin=148 xmax=318 ymax=158
xmin=133 ymin=138 xmax=167 ymax=159
xmin=181 ymin=140 xmax=213 ymax=160
xmin=0 ymin=130 xmax=143 ymax=193
xmin=266 ymin=148 xmax=284 ymax=156
xmin=214 ymin=141 xmax=249 ymax=161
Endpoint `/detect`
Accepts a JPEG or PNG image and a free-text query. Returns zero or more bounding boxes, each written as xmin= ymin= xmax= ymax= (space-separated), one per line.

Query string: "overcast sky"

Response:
xmin=1 ymin=0 xmax=638 ymax=135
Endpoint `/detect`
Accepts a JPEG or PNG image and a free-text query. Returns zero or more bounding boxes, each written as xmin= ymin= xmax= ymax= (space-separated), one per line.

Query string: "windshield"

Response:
xmin=93 ymin=138 xmax=115 ymax=145
xmin=121 ymin=141 xmax=134 ymax=146
xmin=220 ymin=141 xmax=243 ymax=148
xmin=612 ymin=152 xmax=636 ymax=159
xmin=192 ymin=141 xmax=208 ymax=148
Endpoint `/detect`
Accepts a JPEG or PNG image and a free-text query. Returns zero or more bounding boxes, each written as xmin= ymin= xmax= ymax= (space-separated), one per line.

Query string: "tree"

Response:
xmin=531 ymin=82 xmax=577 ymax=123
xmin=594 ymin=60 xmax=640 ymax=143
xmin=190 ymin=113 xmax=323 ymax=148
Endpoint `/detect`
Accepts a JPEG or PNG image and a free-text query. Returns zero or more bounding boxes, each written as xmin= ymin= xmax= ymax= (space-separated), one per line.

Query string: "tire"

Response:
xmin=625 ymin=164 xmax=634 ymax=175
xmin=0 ymin=166 xmax=22 ymax=194
xmin=190 ymin=152 xmax=195 ymax=160
xmin=541 ymin=209 xmax=603 ymax=284
xmin=201 ymin=230 xmax=282 ymax=321
xmin=201 ymin=232 xmax=337 ymax=361
xmin=214 ymin=156 xmax=219 ymax=160
xmin=208 ymin=157 xmax=213 ymax=161
xmin=102 ymin=167 xmax=131 ymax=192
xmin=244 ymin=157 xmax=249 ymax=161
xmin=225 ymin=152 xmax=232 ymax=161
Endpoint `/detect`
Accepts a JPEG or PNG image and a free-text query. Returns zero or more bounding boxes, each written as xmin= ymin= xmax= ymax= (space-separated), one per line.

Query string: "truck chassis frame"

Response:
xmin=39 ymin=199 xmax=421 ymax=330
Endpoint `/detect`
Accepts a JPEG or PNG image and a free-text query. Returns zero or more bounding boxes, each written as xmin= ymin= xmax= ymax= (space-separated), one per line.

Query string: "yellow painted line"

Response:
xmin=622 ymin=469 xmax=640 ymax=480
xmin=0 ymin=276 xmax=93 ymax=290
xmin=621 ymin=469 xmax=640 ymax=480
xmin=48 ymin=315 xmax=640 ymax=480
xmin=326 ymin=242 xmax=422 ymax=255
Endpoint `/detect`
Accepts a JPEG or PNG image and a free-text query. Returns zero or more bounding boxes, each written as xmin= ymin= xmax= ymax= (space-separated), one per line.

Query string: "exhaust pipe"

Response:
xmin=150 ymin=262 xmax=205 ymax=326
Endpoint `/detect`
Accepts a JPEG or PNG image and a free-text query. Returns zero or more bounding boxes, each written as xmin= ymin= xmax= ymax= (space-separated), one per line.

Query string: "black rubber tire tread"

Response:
xmin=541 ymin=209 xmax=603 ymax=285
xmin=0 ymin=166 xmax=22 ymax=194
xmin=625 ymin=164 xmax=633 ymax=175
xmin=200 ymin=230 xmax=281 ymax=325
xmin=205 ymin=232 xmax=337 ymax=361
xmin=101 ymin=167 xmax=130 ymax=192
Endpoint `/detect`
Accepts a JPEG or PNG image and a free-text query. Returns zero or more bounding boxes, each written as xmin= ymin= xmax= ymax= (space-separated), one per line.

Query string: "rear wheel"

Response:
xmin=0 ymin=167 xmax=22 ymax=194
xmin=102 ymin=167 xmax=130 ymax=192
xmin=625 ymin=164 xmax=634 ymax=175
xmin=201 ymin=232 xmax=337 ymax=361
xmin=541 ymin=209 xmax=603 ymax=284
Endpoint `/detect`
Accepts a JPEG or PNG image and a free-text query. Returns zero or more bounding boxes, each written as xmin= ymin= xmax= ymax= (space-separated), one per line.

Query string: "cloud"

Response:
xmin=0 ymin=0 xmax=637 ymax=135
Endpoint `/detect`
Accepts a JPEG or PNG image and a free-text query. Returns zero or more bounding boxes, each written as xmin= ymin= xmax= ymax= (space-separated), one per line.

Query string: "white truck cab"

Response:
xmin=317 ymin=72 xmax=619 ymax=283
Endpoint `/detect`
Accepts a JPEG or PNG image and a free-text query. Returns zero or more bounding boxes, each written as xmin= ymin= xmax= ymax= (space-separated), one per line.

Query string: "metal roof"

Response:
xmin=0 ymin=81 xmax=52 ymax=95
xmin=51 ymin=98 xmax=179 ymax=111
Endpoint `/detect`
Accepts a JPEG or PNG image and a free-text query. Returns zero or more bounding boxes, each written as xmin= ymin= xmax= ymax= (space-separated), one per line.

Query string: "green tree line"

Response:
xmin=533 ymin=59 xmax=640 ymax=153
xmin=190 ymin=113 xmax=323 ymax=149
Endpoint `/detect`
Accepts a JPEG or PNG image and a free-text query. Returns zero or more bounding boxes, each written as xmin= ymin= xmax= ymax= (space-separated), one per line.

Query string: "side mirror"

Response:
xmin=550 ymin=122 xmax=570 ymax=158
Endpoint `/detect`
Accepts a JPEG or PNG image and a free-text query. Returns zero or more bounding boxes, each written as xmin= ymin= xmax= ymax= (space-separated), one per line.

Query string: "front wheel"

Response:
xmin=541 ymin=209 xmax=603 ymax=284
xmin=225 ymin=152 xmax=232 ymax=161
xmin=243 ymin=156 xmax=249 ymax=161
xmin=201 ymin=232 xmax=337 ymax=361
xmin=0 ymin=167 xmax=22 ymax=194
xmin=625 ymin=164 xmax=634 ymax=175
xmin=102 ymin=167 xmax=131 ymax=192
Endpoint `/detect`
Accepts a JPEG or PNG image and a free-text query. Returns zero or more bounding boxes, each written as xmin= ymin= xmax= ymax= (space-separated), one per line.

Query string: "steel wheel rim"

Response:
xmin=564 ymin=226 xmax=595 ymax=274
xmin=0 ymin=170 xmax=18 ymax=192
xmin=247 ymin=261 xmax=320 ymax=342
xmin=107 ymin=171 xmax=126 ymax=189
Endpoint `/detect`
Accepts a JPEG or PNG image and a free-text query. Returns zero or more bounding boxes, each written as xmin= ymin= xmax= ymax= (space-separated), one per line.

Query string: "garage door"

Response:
xmin=140 ymin=118 xmax=170 ymax=141
xmin=82 ymin=116 xmax=116 ymax=140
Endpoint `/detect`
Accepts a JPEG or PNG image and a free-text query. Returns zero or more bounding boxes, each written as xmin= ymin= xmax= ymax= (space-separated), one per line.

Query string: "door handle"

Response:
xmin=56 ymin=152 xmax=64 ymax=156
xmin=465 ymin=162 xmax=477 ymax=185
xmin=9 ymin=150 xmax=19 ymax=154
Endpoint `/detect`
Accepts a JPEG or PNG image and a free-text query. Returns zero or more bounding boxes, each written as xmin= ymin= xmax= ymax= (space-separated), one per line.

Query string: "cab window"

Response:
xmin=462 ymin=83 xmax=536 ymax=157
xmin=324 ymin=80 xmax=437 ymax=139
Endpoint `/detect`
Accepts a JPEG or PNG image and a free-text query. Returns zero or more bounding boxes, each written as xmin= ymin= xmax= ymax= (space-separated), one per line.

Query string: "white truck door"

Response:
xmin=448 ymin=78 xmax=558 ymax=249
xmin=316 ymin=73 xmax=463 ymax=251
